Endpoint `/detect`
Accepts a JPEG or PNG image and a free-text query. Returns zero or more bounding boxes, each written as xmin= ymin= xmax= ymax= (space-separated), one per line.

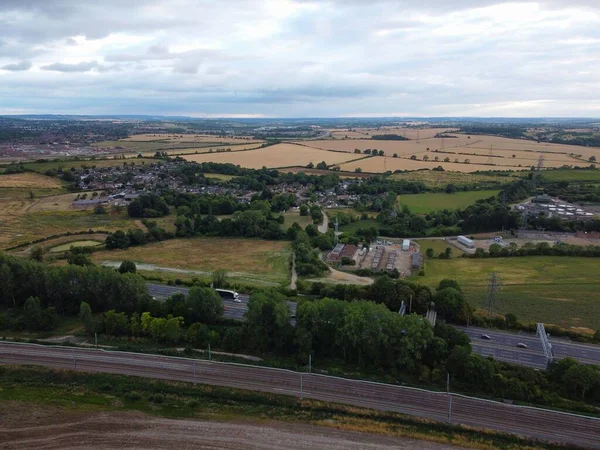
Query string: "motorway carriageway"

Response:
xmin=146 ymin=283 xmax=297 ymax=322
xmin=460 ymin=326 xmax=600 ymax=368
xmin=148 ymin=283 xmax=600 ymax=369
xmin=1 ymin=341 xmax=599 ymax=449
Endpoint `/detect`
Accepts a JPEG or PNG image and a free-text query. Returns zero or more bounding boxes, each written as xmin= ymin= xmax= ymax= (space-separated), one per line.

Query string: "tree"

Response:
xmin=0 ymin=264 xmax=15 ymax=307
xmin=355 ymin=167 xmax=362 ymax=173
xmin=186 ymin=287 xmax=224 ymax=324
xmin=94 ymin=205 xmax=106 ymax=214
xmin=118 ymin=260 xmax=137 ymax=274
xmin=24 ymin=296 xmax=42 ymax=330
xmin=433 ymin=288 xmax=468 ymax=323
xmin=67 ymin=252 xmax=93 ymax=267
xmin=104 ymin=310 xmax=129 ymax=336
xmin=30 ymin=246 xmax=43 ymax=262
xmin=425 ymin=248 xmax=434 ymax=258
xmin=165 ymin=316 xmax=183 ymax=343
xmin=505 ymin=313 xmax=518 ymax=329
xmin=211 ymin=269 xmax=227 ymax=288
xmin=79 ymin=301 xmax=94 ymax=334
xmin=564 ymin=363 xmax=600 ymax=399
xmin=590 ymin=156 xmax=597 ymax=163
xmin=489 ymin=243 xmax=502 ymax=256
xmin=106 ymin=230 xmax=130 ymax=249
xmin=187 ymin=322 xmax=210 ymax=346
xmin=393 ymin=153 xmax=398 ymax=158
xmin=437 ymin=279 xmax=462 ymax=293
xmin=299 ymin=204 xmax=309 ymax=216
xmin=245 ymin=290 xmax=292 ymax=353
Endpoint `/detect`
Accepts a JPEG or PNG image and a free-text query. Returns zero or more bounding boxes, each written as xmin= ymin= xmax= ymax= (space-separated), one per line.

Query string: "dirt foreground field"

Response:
xmin=0 ymin=402 xmax=462 ymax=450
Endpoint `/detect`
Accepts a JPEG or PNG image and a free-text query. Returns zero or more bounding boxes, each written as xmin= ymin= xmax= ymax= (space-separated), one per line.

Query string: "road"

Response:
xmin=460 ymin=326 xmax=600 ymax=368
xmin=318 ymin=210 xmax=328 ymax=234
xmin=147 ymin=283 xmax=600 ymax=368
xmin=2 ymin=341 xmax=599 ymax=449
xmin=146 ymin=283 xmax=297 ymax=321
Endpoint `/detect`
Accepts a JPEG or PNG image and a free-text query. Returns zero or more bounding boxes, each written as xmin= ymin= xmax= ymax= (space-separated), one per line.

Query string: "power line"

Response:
xmin=486 ymin=272 xmax=502 ymax=314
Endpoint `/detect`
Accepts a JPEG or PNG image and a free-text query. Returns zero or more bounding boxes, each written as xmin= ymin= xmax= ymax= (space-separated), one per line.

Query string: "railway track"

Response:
xmin=2 ymin=341 xmax=600 ymax=448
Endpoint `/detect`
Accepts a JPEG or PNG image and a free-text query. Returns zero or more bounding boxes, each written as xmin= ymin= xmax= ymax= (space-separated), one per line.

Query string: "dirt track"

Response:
xmin=0 ymin=403 xmax=461 ymax=450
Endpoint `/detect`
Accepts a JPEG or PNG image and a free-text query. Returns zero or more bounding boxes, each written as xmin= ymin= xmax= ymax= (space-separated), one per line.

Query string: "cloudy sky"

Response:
xmin=1 ymin=0 xmax=599 ymax=117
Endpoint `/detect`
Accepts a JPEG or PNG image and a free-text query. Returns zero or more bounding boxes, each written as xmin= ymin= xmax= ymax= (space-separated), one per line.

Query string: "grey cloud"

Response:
xmin=1 ymin=60 xmax=32 ymax=71
xmin=41 ymin=60 xmax=100 ymax=72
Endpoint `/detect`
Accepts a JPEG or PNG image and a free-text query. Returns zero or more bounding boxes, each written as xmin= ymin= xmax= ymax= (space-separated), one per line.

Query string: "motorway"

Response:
xmin=460 ymin=326 xmax=600 ymax=368
xmin=146 ymin=283 xmax=297 ymax=321
xmin=1 ymin=341 xmax=599 ymax=448
xmin=146 ymin=283 xmax=600 ymax=368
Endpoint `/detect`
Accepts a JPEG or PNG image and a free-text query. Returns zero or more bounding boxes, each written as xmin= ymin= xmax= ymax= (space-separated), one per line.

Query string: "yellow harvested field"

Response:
xmin=123 ymin=133 xmax=260 ymax=144
xmin=167 ymin=143 xmax=264 ymax=156
xmin=181 ymin=143 xmax=358 ymax=169
xmin=329 ymin=127 xmax=458 ymax=140
xmin=0 ymin=173 xmax=64 ymax=189
xmin=300 ymin=137 xmax=473 ymax=156
xmin=340 ymin=156 xmax=505 ymax=173
xmin=300 ymin=134 xmax=599 ymax=172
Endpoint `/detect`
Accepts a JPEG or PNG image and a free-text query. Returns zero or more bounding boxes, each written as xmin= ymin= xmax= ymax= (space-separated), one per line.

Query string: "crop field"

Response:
xmin=49 ymin=240 xmax=104 ymax=253
xmin=0 ymin=210 xmax=139 ymax=250
xmin=397 ymin=190 xmax=500 ymax=214
xmin=0 ymin=173 xmax=64 ymax=189
xmin=390 ymin=170 xmax=519 ymax=189
xmin=328 ymin=127 xmax=457 ymax=140
xmin=91 ymin=237 xmax=291 ymax=285
xmin=123 ymin=133 xmax=259 ymax=143
xmin=8 ymin=233 xmax=109 ymax=258
xmin=540 ymin=169 xmax=600 ymax=183
xmin=14 ymin=158 xmax=162 ymax=173
xmin=182 ymin=143 xmax=359 ymax=169
xmin=205 ymin=173 xmax=237 ymax=181
xmin=166 ymin=143 xmax=264 ymax=156
xmin=298 ymin=134 xmax=598 ymax=172
xmin=339 ymin=156 xmax=500 ymax=173
xmin=416 ymin=256 xmax=600 ymax=330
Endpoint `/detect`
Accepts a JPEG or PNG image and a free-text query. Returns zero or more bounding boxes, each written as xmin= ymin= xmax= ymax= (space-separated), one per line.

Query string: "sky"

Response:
xmin=0 ymin=0 xmax=599 ymax=118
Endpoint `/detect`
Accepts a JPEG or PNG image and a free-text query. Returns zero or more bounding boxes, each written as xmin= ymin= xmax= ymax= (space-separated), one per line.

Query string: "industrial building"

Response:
xmin=457 ymin=235 xmax=475 ymax=248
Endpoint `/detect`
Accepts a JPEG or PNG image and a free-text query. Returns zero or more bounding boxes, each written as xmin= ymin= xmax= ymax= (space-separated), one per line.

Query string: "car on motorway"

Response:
xmin=481 ymin=334 xmax=492 ymax=340
xmin=517 ymin=342 xmax=528 ymax=349
xmin=216 ymin=288 xmax=241 ymax=302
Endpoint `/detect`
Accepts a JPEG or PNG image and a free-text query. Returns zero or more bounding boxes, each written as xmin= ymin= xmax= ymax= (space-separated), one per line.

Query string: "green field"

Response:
xmin=390 ymin=171 xmax=518 ymax=189
xmin=540 ymin=169 xmax=600 ymax=183
xmin=415 ymin=239 xmax=464 ymax=258
xmin=49 ymin=240 xmax=104 ymax=253
xmin=283 ymin=210 xmax=312 ymax=229
xmin=415 ymin=256 xmax=600 ymax=330
xmin=91 ymin=237 xmax=291 ymax=287
xmin=339 ymin=219 xmax=380 ymax=233
xmin=398 ymin=190 xmax=500 ymax=214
